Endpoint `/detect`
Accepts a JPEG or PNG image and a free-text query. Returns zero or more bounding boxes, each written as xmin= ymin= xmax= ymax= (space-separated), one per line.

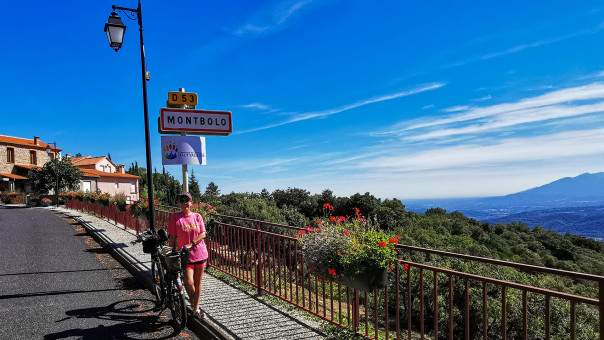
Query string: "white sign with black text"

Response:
xmin=161 ymin=136 xmax=206 ymax=165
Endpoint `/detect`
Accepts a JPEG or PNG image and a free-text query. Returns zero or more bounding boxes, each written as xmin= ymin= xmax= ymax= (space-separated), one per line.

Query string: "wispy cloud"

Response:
xmin=443 ymin=105 xmax=470 ymax=112
xmin=233 ymin=0 xmax=313 ymax=37
xmin=359 ymin=128 xmax=604 ymax=172
xmin=473 ymin=95 xmax=492 ymax=102
xmin=237 ymin=83 xmax=446 ymax=134
xmin=396 ymin=83 xmax=604 ymax=134
xmin=241 ymin=103 xmax=273 ymax=111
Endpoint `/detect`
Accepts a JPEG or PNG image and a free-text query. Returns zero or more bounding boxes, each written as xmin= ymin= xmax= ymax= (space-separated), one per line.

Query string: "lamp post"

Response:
xmin=45 ymin=143 xmax=60 ymax=207
xmin=104 ymin=0 xmax=156 ymax=231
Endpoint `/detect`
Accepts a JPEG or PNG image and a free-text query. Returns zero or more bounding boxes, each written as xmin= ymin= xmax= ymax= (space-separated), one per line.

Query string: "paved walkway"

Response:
xmin=48 ymin=206 xmax=325 ymax=340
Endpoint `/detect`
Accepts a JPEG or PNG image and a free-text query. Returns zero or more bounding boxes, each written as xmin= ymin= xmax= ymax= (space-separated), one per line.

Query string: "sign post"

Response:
xmin=159 ymin=88 xmax=232 ymax=193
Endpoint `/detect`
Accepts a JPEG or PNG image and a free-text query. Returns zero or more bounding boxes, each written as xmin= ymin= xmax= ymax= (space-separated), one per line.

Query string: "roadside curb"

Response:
xmin=53 ymin=208 xmax=232 ymax=340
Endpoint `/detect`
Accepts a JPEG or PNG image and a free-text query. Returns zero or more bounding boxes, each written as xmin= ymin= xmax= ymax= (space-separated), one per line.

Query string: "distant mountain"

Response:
xmin=403 ymin=172 xmax=604 ymax=239
xmin=488 ymin=205 xmax=604 ymax=241
xmin=491 ymin=172 xmax=604 ymax=205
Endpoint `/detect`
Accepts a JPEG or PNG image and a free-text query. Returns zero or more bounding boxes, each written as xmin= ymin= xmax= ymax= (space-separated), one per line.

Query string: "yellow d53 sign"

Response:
xmin=168 ymin=91 xmax=198 ymax=105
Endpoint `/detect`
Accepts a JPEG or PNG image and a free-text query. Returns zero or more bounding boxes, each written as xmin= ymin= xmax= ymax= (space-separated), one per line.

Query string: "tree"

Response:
xmin=28 ymin=158 xmax=82 ymax=194
xmin=202 ymin=182 xmax=220 ymax=205
xmin=189 ymin=170 xmax=202 ymax=202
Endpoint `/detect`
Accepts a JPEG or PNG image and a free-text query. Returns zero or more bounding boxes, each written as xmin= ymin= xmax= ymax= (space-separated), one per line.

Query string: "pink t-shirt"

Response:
xmin=167 ymin=212 xmax=208 ymax=263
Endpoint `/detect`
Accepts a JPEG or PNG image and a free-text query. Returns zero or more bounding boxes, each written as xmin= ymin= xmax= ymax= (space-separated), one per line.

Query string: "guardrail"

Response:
xmin=206 ymin=213 xmax=603 ymax=340
xmin=65 ymin=203 xmax=603 ymax=339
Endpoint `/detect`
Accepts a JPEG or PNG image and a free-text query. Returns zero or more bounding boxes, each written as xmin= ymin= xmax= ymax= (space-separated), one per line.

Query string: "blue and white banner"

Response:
xmin=161 ymin=136 xmax=206 ymax=165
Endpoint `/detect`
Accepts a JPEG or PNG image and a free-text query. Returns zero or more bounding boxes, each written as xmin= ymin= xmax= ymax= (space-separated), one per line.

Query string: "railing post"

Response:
xmin=256 ymin=222 xmax=263 ymax=296
xmin=352 ymin=289 xmax=360 ymax=333
xmin=599 ymin=279 xmax=603 ymax=340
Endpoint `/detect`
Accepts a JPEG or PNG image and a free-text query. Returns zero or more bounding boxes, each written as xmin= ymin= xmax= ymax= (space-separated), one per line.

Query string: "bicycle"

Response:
xmin=140 ymin=229 xmax=189 ymax=331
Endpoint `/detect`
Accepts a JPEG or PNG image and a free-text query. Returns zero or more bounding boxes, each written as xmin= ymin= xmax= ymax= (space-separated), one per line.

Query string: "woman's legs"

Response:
xmin=184 ymin=267 xmax=196 ymax=306
xmin=191 ymin=265 xmax=205 ymax=312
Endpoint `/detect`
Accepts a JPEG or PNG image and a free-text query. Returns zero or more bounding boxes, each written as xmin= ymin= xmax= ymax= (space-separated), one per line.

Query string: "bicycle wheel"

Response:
xmin=151 ymin=256 xmax=166 ymax=307
xmin=169 ymin=274 xmax=187 ymax=331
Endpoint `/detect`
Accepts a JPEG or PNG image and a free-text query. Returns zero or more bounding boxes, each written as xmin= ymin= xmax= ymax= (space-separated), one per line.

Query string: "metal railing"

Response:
xmin=206 ymin=213 xmax=603 ymax=340
xmin=65 ymin=199 xmax=149 ymax=234
xmin=65 ymin=203 xmax=604 ymax=339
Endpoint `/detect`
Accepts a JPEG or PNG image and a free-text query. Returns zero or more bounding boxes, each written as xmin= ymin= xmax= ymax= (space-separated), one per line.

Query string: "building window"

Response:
xmin=83 ymin=181 xmax=91 ymax=193
xmin=114 ymin=181 xmax=118 ymax=189
xmin=7 ymin=148 xmax=14 ymax=163
xmin=130 ymin=182 xmax=136 ymax=194
xmin=30 ymin=150 xmax=37 ymax=165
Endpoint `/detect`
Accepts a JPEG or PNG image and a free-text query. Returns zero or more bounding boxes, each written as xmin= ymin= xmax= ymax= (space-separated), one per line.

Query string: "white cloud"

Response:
xmin=241 ymin=103 xmax=273 ymax=111
xmin=399 ymin=83 xmax=604 ymax=133
xmin=359 ymin=128 xmax=604 ymax=172
xmin=237 ymin=83 xmax=446 ymax=134
xmin=233 ymin=0 xmax=313 ymax=37
xmin=443 ymin=105 xmax=470 ymax=112
xmin=408 ymin=101 xmax=604 ymax=141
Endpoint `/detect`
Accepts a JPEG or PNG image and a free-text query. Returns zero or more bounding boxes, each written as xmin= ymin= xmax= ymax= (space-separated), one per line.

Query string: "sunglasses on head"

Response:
xmin=179 ymin=198 xmax=190 ymax=203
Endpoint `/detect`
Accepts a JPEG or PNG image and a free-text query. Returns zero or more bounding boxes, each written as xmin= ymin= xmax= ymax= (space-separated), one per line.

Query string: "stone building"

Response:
xmin=0 ymin=135 xmax=61 ymax=192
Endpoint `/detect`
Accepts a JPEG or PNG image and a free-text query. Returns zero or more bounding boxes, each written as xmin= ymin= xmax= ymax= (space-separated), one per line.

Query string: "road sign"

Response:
xmin=159 ymin=108 xmax=232 ymax=135
xmin=168 ymin=91 xmax=198 ymax=105
xmin=161 ymin=136 xmax=206 ymax=165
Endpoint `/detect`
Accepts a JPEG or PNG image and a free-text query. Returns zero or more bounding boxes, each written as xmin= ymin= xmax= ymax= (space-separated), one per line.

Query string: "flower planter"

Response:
xmin=115 ymin=203 xmax=128 ymax=212
xmin=41 ymin=201 xmax=51 ymax=207
xmin=76 ymin=197 xmax=84 ymax=201
xmin=335 ymin=267 xmax=388 ymax=292
xmin=99 ymin=200 xmax=110 ymax=207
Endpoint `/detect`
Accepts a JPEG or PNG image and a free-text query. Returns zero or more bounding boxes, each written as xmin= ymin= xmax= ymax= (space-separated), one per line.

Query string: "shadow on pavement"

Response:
xmin=46 ymin=299 xmax=184 ymax=339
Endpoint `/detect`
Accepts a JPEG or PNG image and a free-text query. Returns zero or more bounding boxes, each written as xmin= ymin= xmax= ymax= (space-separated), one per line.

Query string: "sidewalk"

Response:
xmin=49 ymin=206 xmax=326 ymax=340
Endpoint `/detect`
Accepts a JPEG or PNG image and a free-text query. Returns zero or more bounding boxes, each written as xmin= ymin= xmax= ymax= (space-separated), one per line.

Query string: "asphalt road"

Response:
xmin=0 ymin=206 xmax=199 ymax=340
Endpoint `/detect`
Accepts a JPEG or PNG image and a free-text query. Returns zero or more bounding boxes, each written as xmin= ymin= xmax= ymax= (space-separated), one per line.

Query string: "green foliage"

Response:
xmin=28 ymin=158 xmax=82 ymax=194
xmin=188 ymin=170 xmax=202 ymax=202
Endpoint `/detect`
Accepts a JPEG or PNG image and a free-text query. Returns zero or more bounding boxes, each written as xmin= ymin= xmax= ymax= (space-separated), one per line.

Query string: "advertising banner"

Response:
xmin=161 ymin=136 xmax=206 ymax=165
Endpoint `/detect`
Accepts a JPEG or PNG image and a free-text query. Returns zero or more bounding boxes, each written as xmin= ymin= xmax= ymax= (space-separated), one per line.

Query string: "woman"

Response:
xmin=167 ymin=192 xmax=207 ymax=318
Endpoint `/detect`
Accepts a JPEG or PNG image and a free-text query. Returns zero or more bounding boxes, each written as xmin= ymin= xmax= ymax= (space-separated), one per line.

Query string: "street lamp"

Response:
xmin=45 ymin=143 xmax=60 ymax=208
xmin=104 ymin=0 xmax=157 ymax=231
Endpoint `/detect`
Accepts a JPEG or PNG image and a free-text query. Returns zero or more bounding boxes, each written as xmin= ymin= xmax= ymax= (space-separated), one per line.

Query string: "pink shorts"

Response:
xmin=186 ymin=259 xmax=207 ymax=271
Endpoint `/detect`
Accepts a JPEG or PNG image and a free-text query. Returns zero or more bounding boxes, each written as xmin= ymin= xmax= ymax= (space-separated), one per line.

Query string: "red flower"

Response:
xmin=330 ymin=206 xmax=334 ymax=211
xmin=307 ymin=227 xmax=315 ymax=232
xmin=329 ymin=216 xmax=336 ymax=222
xmin=389 ymin=266 xmax=395 ymax=271
xmin=404 ymin=263 xmax=410 ymax=271
xmin=389 ymin=238 xmax=398 ymax=244
xmin=379 ymin=241 xmax=387 ymax=247
xmin=342 ymin=230 xmax=350 ymax=236
xmin=323 ymin=203 xmax=331 ymax=209
xmin=355 ymin=208 xmax=360 ymax=214
xmin=317 ymin=220 xmax=322 ymax=225
xmin=338 ymin=216 xmax=346 ymax=222
xmin=317 ymin=277 xmax=324 ymax=282
xmin=298 ymin=230 xmax=306 ymax=237
xmin=328 ymin=268 xmax=336 ymax=277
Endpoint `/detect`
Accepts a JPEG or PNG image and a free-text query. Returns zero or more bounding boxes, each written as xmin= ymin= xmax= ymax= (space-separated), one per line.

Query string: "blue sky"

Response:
xmin=3 ymin=1 xmax=604 ymax=199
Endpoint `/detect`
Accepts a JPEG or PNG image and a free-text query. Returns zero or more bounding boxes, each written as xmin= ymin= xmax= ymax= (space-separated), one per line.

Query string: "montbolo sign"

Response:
xmin=161 ymin=136 xmax=206 ymax=165
xmin=159 ymin=108 xmax=232 ymax=135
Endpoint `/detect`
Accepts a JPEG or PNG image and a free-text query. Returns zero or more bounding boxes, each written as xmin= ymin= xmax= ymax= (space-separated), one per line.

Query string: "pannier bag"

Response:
xmin=141 ymin=232 xmax=158 ymax=254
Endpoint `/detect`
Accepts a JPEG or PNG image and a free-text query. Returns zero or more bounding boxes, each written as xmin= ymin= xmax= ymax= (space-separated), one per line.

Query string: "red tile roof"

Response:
xmin=80 ymin=169 xmax=140 ymax=179
xmin=0 ymin=173 xmax=28 ymax=180
xmin=70 ymin=156 xmax=118 ymax=169
xmin=0 ymin=135 xmax=61 ymax=152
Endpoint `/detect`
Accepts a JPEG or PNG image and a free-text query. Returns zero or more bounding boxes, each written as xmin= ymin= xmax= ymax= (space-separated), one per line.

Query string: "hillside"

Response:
xmin=489 ymin=205 xmax=604 ymax=241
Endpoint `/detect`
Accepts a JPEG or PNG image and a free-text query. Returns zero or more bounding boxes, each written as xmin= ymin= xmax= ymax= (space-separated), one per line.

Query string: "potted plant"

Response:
xmin=86 ymin=192 xmax=99 ymax=203
xmin=110 ymin=192 xmax=128 ymax=212
xmin=75 ymin=191 xmax=85 ymax=201
xmin=130 ymin=197 xmax=157 ymax=220
xmin=40 ymin=198 xmax=52 ymax=207
xmin=298 ymin=204 xmax=399 ymax=292
xmin=99 ymin=193 xmax=111 ymax=206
